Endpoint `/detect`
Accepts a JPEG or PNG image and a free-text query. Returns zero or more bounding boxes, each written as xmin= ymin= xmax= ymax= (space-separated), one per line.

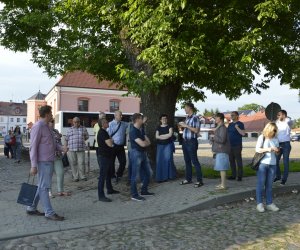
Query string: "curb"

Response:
xmin=181 ymin=184 xmax=300 ymax=213
xmin=1 ymin=184 xmax=299 ymax=242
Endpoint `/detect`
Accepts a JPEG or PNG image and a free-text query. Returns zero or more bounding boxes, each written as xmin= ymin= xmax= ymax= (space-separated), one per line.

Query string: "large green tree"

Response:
xmin=1 ymin=0 xmax=299 ymax=165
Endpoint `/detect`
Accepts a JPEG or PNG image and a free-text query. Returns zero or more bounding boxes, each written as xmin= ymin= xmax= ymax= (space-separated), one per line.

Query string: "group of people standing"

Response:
xmin=24 ymin=103 xmax=293 ymax=221
xmin=4 ymin=126 xmax=23 ymax=163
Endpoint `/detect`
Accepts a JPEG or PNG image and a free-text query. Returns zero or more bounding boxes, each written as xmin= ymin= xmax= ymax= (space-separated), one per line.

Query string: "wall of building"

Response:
xmin=25 ymin=99 xmax=47 ymax=126
xmin=46 ymin=86 xmax=140 ymax=114
xmin=0 ymin=115 xmax=27 ymax=136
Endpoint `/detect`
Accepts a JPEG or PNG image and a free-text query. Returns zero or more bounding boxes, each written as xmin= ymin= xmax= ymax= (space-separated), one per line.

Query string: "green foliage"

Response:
xmin=238 ymin=103 xmax=264 ymax=111
xmin=1 ymin=0 xmax=299 ymax=101
xmin=203 ymin=108 xmax=219 ymax=117
xmin=292 ymin=118 xmax=300 ymax=128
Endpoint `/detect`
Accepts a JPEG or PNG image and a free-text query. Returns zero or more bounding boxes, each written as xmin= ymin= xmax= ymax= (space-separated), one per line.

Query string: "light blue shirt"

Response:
xmin=255 ymin=135 xmax=279 ymax=165
xmin=108 ymin=120 xmax=128 ymax=146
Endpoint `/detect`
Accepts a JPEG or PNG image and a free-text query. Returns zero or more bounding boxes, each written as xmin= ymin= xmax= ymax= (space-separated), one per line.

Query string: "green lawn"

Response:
xmin=176 ymin=161 xmax=300 ymax=179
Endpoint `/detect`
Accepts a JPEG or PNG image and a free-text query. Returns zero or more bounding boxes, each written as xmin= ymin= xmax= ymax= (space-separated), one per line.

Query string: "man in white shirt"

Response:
xmin=274 ymin=110 xmax=292 ymax=185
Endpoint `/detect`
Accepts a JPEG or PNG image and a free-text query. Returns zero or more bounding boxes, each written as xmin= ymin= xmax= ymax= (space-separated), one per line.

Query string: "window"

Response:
xmin=17 ymin=118 xmax=20 ymax=122
xmin=23 ymin=118 xmax=26 ymax=123
xmin=0 ymin=117 xmax=4 ymax=122
xmin=110 ymin=100 xmax=120 ymax=112
xmin=78 ymin=99 xmax=89 ymax=111
xmin=10 ymin=118 xmax=14 ymax=122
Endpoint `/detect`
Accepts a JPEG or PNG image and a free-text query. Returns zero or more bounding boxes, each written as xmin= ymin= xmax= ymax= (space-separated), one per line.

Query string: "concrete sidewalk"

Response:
xmin=1 ymin=151 xmax=299 ymax=241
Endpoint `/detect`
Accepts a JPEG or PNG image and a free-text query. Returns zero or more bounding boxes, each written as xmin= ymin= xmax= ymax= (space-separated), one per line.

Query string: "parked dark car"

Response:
xmin=291 ymin=134 xmax=300 ymax=142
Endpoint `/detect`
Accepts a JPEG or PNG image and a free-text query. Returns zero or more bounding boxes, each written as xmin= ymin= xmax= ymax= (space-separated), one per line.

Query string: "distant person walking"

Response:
xmin=65 ymin=117 xmax=89 ymax=182
xmin=14 ymin=126 xmax=23 ymax=163
xmin=211 ymin=113 xmax=231 ymax=190
xmin=155 ymin=114 xmax=176 ymax=182
xmin=274 ymin=110 xmax=292 ymax=185
xmin=255 ymin=122 xmax=280 ymax=213
xmin=228 ymin=111 xmax=245 ymax=181
xmin=179 ymin=102 xmax=203 ymax=188
xmin=4 ymin=131 xmax=13 ymax=158
xmin=27 ymin=105 xmax=65 ymax=221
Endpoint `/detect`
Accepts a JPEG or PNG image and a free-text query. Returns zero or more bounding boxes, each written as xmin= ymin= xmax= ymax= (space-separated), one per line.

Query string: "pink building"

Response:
xmin=26 ymin=71 xmax=141 ymax=125
xmin=46 ymin=71 xmax=141 ymax=116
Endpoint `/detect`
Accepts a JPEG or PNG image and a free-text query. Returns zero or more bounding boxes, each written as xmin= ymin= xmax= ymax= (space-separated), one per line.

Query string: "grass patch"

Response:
xmin=176 ymin=161 xmax=300 ymax=179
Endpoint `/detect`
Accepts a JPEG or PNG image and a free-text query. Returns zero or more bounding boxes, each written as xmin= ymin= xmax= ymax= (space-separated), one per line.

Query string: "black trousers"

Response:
xmin=111 ymin=145 xmax=127 ymax=178
xmin=229 ymin=145 xmax=243 ymax=178
xmin=97 ymin=155 xmax=113 ymax=198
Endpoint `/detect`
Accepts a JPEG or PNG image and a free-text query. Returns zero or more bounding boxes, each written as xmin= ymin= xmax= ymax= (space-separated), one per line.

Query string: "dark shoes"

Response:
xmin=273 ymin=177 xmax=281 ymax=183
xmin=280 ymin=180 xmax=286 ymax=186
xmin=99 ymin=196 xmax=112 ymax=202
xmin=74 ymin=179 xmax=79 ymax=182
xmin=81 ymin=178 xmax=87 ymax=181
xmin=26 ymin=210 xmax=45 ymax=216
xmin=141 ymin=191 xmax=155 ymax=196
xmin=46 ymin=214 xmax=65 ymax=221
xmin=194 ymin=181 xmax=204 ymax=188
xmin=131 ymin=196 xmax=146 ymax=201
xmin=107 ymin=189 xmax=120 ymax=195
xmin=237 ymin=177 xmax=242 ymax=181
xmin=228 ymin=176 xmax=236 ymax=180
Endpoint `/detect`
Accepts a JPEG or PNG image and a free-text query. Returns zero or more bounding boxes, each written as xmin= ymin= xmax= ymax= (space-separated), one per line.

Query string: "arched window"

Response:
xmin=109 ymin=99 xmax=120 ymax=112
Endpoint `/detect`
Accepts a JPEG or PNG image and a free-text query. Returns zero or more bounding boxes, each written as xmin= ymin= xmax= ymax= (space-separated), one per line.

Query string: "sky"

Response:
xmin=1 ymin=46 xmax=300 ymax=119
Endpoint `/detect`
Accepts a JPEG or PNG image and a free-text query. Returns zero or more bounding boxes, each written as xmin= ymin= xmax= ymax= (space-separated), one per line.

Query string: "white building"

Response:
xmin=0 ymin=101 xmax=27 ymax=136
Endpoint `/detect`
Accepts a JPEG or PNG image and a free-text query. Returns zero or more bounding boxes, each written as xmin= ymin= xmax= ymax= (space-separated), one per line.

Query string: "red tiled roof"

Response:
xmin=0 ymin=101 xmax=27 ymax=116
xmin=239 ymin=112 xmax=269 ymax=132
xmin=56 ymin=71 xmax=125 ymax=90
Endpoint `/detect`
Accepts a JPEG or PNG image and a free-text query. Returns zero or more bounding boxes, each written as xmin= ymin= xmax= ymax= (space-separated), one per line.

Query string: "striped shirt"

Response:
xmin=183 ymin=114 xmax=200 ymax=140
xmin=65 ymin=126 xmax=89 ymax=151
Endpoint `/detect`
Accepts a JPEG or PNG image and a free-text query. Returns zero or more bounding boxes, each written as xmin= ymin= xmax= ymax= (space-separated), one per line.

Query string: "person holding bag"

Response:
xmin=255 ymin=122 xmax=280 ymax=213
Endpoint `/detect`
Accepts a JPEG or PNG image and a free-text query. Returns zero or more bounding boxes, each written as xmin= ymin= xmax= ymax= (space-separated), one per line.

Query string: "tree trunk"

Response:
xmin=140 ymin=83 xmax=181 ymax=170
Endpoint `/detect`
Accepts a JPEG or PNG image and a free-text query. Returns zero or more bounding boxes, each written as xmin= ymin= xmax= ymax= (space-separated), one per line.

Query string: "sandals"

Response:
xmin=57 ymin=192 xmax=71 ymax=196
xmin=194 ymin=182 xmax=204 ymax=188
xmin=180 ymin=180 xmax=192 ymax=185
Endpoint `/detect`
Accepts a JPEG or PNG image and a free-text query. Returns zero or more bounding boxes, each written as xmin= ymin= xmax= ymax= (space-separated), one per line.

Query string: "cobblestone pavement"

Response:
xmin=0 ymin=139 xmax=299 ymax=249
xmin=0 ymin=193 xmax=299 ymax=250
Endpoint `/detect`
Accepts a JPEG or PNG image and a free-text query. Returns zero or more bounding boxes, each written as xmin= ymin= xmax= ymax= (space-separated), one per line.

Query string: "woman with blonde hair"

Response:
xmin=255 ymin=122 xmax=280 ymax=213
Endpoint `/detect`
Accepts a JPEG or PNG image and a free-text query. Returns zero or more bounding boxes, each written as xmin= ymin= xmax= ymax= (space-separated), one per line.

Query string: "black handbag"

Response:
xmin=17 ymin=174 xmax=38 ymax=206
xmin=62 ymin=153 xmax=69 ymax=167
xmin=250 ymin=137 xmax=266 ymax=171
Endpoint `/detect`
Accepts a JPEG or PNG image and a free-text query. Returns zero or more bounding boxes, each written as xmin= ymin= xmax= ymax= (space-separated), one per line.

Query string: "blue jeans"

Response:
xmin=127 ymin=151 xmax=132 ymax=182
xmin=256 ymin=163 xmax=276 ymax=205
xmin=182 ymin=138 xmax=203 ymax=182
xmin=276 ymin=141 xmax=291 ymax=182
xmin=27 ymin=161 xmax=55 ymax=217
xmin=97 ymin=155 xmax=113 ymax=198
xmin=130 ymin=149 xmax=151 ymax=197
xmin=15 ymin=142 xmax=22 ymax=161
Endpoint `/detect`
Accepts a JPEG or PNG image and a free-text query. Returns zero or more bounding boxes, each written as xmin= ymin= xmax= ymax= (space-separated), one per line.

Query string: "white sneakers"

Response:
xmin=266 ymin=203 xmax=280 ymax=212
xmin=256 ymin=203 xmax=265 ymax=213
xmin=257 ymin=203 xmax=279 ymax=212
